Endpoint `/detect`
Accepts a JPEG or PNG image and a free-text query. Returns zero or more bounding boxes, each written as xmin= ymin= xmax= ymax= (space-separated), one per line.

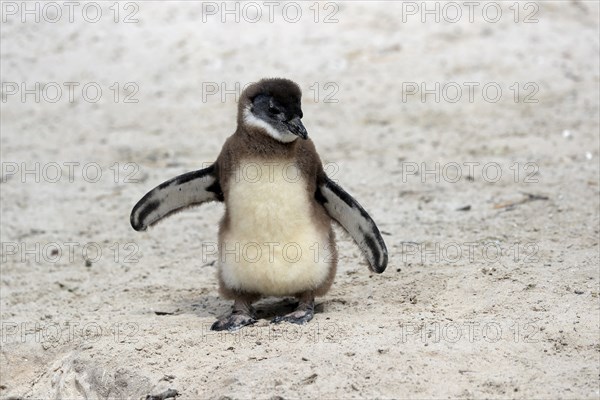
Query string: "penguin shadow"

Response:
xmin=170 ymin=296 xmax=325 ymax=321
xmin=254 ymin=298 xmax=298 ymax=320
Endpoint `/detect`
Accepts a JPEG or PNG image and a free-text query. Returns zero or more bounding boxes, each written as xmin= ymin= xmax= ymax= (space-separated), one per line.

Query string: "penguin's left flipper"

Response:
xmin=130 ymin=164 xmax=223 ymax=231
xmin=316 ymin=176 xmax=388 ymax=273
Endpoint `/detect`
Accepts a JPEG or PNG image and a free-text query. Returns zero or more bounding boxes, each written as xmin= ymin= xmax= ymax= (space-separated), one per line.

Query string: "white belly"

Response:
xmin=219 ymin=160 xmax=331 ymax=296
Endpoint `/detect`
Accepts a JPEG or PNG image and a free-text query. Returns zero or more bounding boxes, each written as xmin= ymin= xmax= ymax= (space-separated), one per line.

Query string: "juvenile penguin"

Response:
xmin=130 ymin=78 xmax=388 ymax=331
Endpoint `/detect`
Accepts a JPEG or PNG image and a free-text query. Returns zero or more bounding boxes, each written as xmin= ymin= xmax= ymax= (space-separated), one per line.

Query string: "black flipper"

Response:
xmin=130 ymin=164 xmax=223 ymax=231
xmin=316 ymin=176 xmax=388 ymax=273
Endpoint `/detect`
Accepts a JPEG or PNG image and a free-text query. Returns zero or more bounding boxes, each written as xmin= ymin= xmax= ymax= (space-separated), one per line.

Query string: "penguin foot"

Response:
xmin=271 ymin=308 xmax=314 ymax=325
xmin=211 ymin=312 xmax=257 ymax=331
xmin=272 ymin=296 xmax=315 ymax=325
xmin=211 ymin=298 xmax=257 ymax=331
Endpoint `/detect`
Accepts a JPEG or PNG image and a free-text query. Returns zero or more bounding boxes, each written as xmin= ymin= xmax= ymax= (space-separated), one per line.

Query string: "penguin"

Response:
xmin=130 ymin=78 xmax=388 ymax=331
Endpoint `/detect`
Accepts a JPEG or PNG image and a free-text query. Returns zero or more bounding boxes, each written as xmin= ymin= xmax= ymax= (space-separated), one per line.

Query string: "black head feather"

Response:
xmin=237 ymin=78 xmax=307 ymax=141
xmin=238 ymin=78 xmax=303 ymax=123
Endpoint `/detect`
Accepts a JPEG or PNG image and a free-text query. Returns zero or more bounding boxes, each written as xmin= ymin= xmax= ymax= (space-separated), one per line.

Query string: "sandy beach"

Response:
xmin=1 ymin=1 xmax=599 ymax=398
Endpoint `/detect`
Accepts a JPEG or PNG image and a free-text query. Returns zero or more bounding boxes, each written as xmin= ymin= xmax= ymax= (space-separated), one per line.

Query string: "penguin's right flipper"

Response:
xmin=316 ymin=176 xmax=388 ymax=273
xmin=130 ymin=164 xmax=223 ymax=231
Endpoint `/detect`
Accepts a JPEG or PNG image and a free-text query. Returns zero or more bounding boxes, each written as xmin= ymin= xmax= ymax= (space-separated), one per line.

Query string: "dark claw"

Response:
xmin=211 ymin=314 xmax=257 ymax=331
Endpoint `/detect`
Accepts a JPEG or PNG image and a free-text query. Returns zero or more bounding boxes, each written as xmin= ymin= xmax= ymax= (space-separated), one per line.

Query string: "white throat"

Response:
xmin=243 ymin=107 xmax=298 ymax=143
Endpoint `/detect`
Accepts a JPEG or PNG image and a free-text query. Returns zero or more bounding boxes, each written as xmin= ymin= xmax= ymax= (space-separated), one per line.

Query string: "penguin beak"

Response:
xmin=286 ymin=117 xmax=308 ymax=140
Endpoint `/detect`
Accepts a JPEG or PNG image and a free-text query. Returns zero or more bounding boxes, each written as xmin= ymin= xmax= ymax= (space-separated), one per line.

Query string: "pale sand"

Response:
xmin=1 ymin=2 xmax=599 ymax=399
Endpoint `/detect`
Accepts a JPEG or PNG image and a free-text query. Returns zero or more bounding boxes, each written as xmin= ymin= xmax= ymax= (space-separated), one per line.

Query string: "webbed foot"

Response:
xmin=211 ymin=298 xmax=257 ymax=331
xmin=211 ymin=311 xmax=257 ymax=331
xmin=272 ymin=295 xmax=314 ymax=325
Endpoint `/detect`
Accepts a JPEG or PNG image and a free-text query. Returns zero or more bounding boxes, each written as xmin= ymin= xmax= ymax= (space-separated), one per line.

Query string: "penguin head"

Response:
xmin=239 ymin=78 xmax=308 ymax=143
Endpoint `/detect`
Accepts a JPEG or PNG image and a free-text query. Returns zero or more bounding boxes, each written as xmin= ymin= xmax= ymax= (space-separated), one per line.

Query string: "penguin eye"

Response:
xmin=268 ymin=106 xmax=281 ymax=115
